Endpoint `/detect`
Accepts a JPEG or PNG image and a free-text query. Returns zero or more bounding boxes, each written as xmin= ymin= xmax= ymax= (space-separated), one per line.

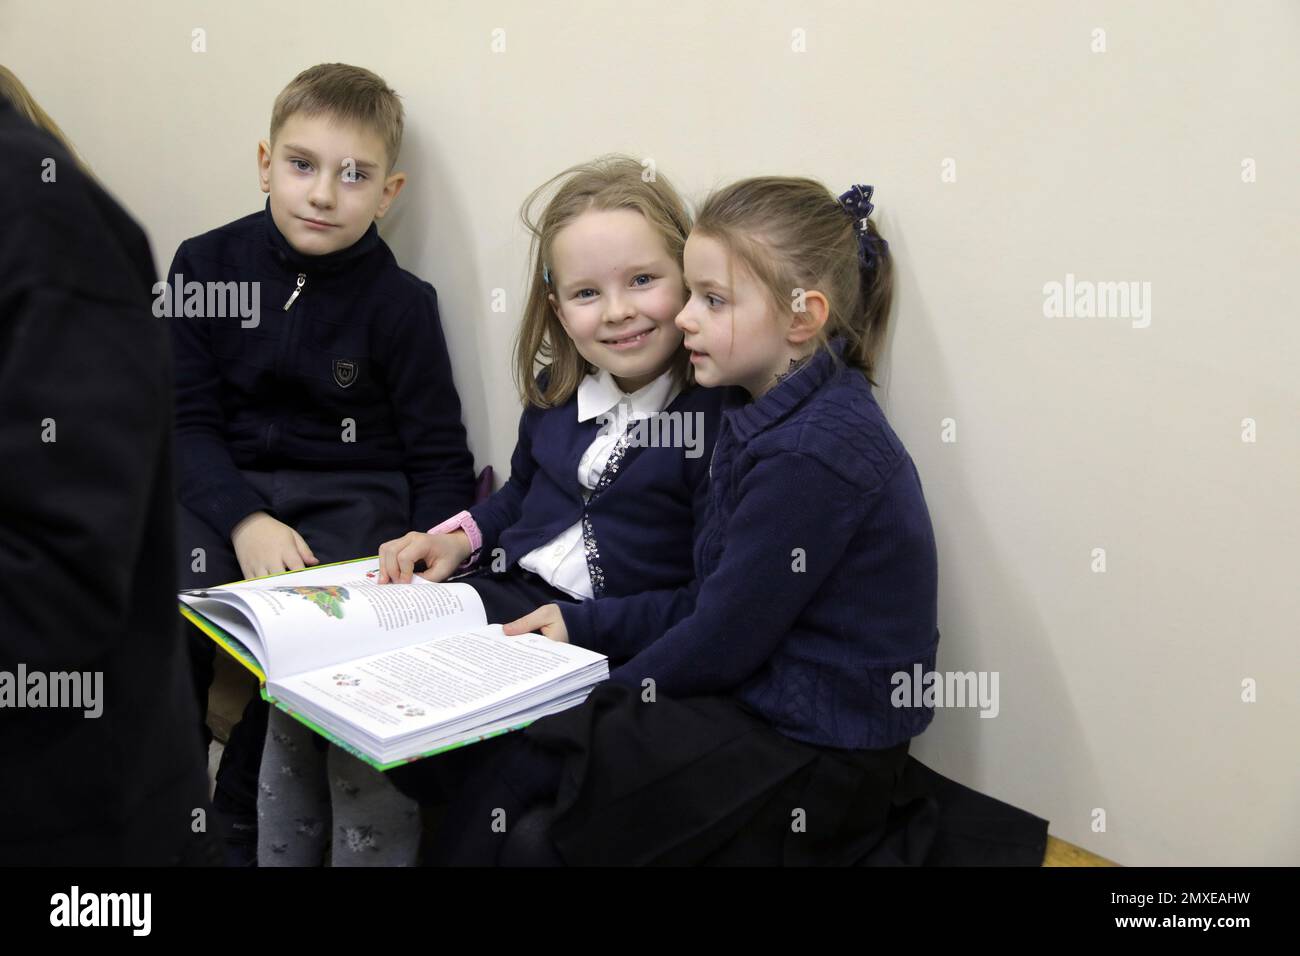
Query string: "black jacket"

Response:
xmin=167 ymin=200 xmax=475 ymax=538
xmin=0 ymin=99 xmax=212 ymax=864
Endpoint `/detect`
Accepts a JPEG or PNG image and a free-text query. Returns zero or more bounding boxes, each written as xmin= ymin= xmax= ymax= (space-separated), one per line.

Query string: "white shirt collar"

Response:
xmin=577 ymin=365 xmax=681 ymax=424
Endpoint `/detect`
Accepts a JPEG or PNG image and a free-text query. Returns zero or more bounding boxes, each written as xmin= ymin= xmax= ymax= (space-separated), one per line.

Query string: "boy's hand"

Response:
xmin=502 ymin=604 xmax=569 ymax=644
xmin=230 ymin=511 xmax=319 ymax=580
xmin=376 ymin=530 xmax=471 ymax=584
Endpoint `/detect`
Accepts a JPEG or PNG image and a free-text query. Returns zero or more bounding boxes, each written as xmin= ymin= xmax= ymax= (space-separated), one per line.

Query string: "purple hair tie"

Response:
xmin=838 ymin=183 xmax=888 ymax=273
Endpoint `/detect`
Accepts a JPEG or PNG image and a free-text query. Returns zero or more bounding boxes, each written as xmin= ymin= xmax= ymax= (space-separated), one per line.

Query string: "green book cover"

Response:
xmin=178 ymin=556 xmax=545 ymax=771
xmin=258 ymin=685 xmax=531 ymax=772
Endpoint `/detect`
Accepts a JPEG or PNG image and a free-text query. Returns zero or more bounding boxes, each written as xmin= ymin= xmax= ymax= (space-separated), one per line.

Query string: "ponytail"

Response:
xmin=844 ymin=216 xmax=894 ymax=387
xmin=694 ymin=176 xmax=896 ymax=388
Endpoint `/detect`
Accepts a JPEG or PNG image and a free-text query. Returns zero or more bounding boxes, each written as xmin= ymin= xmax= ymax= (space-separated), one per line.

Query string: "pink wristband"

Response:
xmin=427 ymin=510 xmax=483 ymax=570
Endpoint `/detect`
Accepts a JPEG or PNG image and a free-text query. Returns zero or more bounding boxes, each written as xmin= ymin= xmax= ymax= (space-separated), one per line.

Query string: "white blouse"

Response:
xmin=517 ymin=366 xmax=681 ymax=600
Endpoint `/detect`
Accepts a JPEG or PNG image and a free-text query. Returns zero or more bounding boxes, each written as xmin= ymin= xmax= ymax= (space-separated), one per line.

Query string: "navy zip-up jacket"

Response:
xmin=467 ymin=375 xmax=730 ymax=604
xmin=167 ymin=200 xmax=475 ymax=538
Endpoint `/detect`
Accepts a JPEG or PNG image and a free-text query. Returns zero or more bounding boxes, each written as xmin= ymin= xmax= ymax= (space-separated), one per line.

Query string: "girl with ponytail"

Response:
xmin=438 ymin=177 xmax=943 ymax=866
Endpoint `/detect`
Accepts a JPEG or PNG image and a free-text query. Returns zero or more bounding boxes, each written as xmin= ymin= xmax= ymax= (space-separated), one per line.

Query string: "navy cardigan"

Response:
xmin=467 ymin=376 xmax=728 ymax=599
xmin=167 ymin=200 xmax=476 ymax=538
xmin=560 ymin=338 xmax=941 ymax=750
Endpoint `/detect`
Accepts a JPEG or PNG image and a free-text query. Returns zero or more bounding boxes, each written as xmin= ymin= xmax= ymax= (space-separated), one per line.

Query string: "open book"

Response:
xmin=178 ymin=557 xmax=607 ymax=771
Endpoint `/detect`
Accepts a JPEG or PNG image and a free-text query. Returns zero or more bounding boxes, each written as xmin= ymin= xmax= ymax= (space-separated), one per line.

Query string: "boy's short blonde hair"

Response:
xmin=269 ymin=63 xmax=404 ymax=174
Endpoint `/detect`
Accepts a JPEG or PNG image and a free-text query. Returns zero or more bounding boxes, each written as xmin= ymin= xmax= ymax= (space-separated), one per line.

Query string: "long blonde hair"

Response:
xmin=0 ymin=65 xmax=94 ymax=176
xmin=514 ymin=155 xmax=694 ymax=408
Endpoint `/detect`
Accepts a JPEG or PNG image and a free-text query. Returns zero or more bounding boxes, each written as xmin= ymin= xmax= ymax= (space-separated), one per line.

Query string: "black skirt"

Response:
xmin=531 ymin=682 xmax=916 ymax=865
xmin=421 ymin=681 xmax=1050 ymax=866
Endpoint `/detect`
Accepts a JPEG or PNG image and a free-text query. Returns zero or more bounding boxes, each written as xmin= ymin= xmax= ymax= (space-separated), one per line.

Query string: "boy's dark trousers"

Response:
xmin=178 ymin=467 xmax=411 ymax=864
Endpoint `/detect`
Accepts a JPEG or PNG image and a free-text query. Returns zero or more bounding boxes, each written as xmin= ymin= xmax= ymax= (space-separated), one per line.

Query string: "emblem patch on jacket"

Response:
xmin=333 ymin=359 xmax=358 ymax=388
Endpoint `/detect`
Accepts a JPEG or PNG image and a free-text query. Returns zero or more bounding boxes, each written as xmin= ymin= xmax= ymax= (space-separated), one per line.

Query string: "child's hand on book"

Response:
xmin=502 ymin=604 xmax=569 ymax=644
xmin=376 ymin=531 xmax=471 ymax=584
xmin=230 ymin=511 xmax=319 ymax=580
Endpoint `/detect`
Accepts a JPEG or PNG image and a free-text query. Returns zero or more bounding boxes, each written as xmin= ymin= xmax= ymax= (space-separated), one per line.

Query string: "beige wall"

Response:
xmin=4 ymin=0 xmax=1296 ymax=865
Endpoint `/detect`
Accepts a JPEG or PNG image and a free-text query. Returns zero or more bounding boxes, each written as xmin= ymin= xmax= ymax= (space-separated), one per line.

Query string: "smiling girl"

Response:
xmin=450 ymin=177 xmax=942 ymax=866
xmin=365 ymin=155 xmax=728 ymax=858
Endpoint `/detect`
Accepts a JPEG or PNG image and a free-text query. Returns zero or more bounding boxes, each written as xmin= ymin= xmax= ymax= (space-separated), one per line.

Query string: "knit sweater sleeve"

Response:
xmin=559 ymin=580 xmax=700 ymax=662
xmin=608 ymin=451 xmax=868 ymax=697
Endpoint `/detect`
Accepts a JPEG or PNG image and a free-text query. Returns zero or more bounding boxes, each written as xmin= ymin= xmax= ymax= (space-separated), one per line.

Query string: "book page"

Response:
xmin=272 ymin=625 xmax=606 ymax=742
xmin=179 ymin=598 xmax=269 ymax=673
xmin=182 ymin=558 xmax=488 ymax=678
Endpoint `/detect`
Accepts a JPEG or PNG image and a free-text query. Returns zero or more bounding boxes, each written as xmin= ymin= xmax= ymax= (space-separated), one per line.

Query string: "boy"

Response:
xmin=168 ymin=64 xmax=475 ymax=863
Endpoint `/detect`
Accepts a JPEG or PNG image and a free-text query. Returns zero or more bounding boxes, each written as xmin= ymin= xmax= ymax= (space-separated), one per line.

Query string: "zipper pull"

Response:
xmin=283 ymin=273 xmax=306 ymax=310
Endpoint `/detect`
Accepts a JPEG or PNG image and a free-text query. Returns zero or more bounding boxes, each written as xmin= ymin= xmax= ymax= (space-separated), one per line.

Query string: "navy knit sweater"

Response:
xmin=560 ymin=337 xmax=941 ymax=749
xmin=167 ymin=200 xmax=475 ymax=537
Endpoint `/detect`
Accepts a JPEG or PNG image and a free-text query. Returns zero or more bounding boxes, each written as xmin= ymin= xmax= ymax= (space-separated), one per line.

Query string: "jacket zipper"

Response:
xmin=283 ymin=273 xmax=306 ymax=310
xmin=269 ymin=272 xmax=307 ymax=454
